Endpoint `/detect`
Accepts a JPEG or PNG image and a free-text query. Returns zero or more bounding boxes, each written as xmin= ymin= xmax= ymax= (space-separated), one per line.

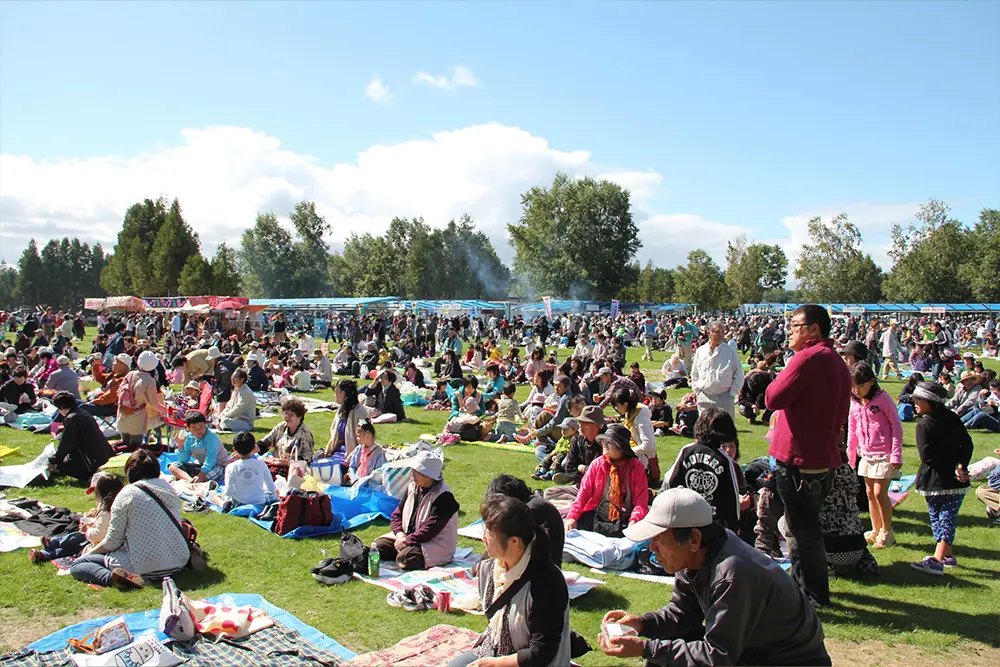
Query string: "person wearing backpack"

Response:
xmin=116 ymin=351 xmax=167 ymax=450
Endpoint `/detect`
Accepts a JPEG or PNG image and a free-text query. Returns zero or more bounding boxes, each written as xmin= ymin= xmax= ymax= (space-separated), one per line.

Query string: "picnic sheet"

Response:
xmin=0 ymin=521 xmax=42 ymax=552
xmin=0 ymin=446 xmax=19 ymax=459
xmin=889 ymin=474 xmax=917 ymax=507
xmin=98 ymin=453 xmax=131 ymax=470
xmin=247 ymin=484 xmax=399 ymax=539
xmin=0 ymin=443 xmax=56 ymax=488
xmin=457 ymin=519 xmax=485 ymax=540
xmin=344 ymin=624 xmax=479 ymax=667
xmin=16 ymin=593 xmax=356 ymax=663
xmin=355 ymin=547 xmax=604 ymax=614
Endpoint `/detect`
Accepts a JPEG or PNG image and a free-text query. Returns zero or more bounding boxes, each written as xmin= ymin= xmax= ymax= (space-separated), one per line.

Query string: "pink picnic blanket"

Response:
xmin=344 ymin=624 xmax=479 ymax=667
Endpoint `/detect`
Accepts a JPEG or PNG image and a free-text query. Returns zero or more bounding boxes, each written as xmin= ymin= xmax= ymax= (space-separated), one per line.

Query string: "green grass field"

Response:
xmin=1 ymin=343 xmax=998 ymax=663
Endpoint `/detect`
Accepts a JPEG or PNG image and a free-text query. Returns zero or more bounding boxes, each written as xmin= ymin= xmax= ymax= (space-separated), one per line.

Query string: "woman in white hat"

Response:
xmin=374 ymin=451 xmax=459 ymax=570
xmin=116 ymin=350 xmax=167 ymax=450
xmin=181 ymin=346 xmax=222 ymax=385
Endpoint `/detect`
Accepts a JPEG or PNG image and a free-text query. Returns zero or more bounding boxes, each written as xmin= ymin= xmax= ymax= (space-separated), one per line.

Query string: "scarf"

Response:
xmin=357 ymin=445 xmax=376 ymax=477
xmin=487 ymin=542 xmax=534 ymax=646
xmin=623 ymin=407 xmax=642 ymax=452
xmin=607 ymin=458 xmax=626 ymax=522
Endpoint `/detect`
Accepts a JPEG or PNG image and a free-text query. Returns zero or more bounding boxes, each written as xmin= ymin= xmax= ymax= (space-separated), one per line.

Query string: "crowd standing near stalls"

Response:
xmin=1 ymin=299 xmax=999 ymax=665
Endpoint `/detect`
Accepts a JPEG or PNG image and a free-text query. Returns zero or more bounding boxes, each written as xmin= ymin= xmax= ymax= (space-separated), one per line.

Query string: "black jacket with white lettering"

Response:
xmin=663 ymin=442 xmax=741 ymax=531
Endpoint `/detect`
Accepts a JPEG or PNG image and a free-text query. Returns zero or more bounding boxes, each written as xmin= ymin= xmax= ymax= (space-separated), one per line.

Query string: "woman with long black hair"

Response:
xmin=325 ymin=379 xmax=369 ymax=457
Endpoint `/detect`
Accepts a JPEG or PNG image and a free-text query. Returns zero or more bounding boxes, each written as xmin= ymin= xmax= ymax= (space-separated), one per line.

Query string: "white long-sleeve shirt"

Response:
xmin=690 ymin=342 xmax=744 ymax=400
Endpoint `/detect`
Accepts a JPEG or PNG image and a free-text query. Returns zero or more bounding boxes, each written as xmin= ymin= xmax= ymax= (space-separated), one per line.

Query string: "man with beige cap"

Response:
xmin=598 ymin=488 xmax=830 ymax=666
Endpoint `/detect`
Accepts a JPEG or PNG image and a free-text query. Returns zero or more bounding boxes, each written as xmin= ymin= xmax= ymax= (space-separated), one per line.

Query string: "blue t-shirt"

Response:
xmin=643 ymin=317 xmax=657 ymax=337
xmin=178 ymin=428 xmax=227 ymax=474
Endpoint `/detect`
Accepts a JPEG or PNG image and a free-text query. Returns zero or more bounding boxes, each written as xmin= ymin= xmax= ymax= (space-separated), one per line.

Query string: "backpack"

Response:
xmin=272 ymin=490 xmax=334 ymax=535
xmin=117 ymin=371 xmax=138 ymax=414
xmin=340 ymin=532 xmax=370 ymax=575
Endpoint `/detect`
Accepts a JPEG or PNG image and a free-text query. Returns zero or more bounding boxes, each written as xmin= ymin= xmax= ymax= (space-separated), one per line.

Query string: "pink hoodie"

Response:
xmin=848 ymin=389 xmax=903 ymax=466
xmin=567 ymin=456 xmax=649 ymax=525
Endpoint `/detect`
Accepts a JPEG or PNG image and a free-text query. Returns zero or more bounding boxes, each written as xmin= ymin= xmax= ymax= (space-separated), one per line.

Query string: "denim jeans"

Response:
xmin=774 ymin=461 xmax=834 ymax=605
xmin=42 ymin=531 xmax=88 ymax=559
xmin=961 ymin=410 xmax=1000 ymax=433
xmin=69 ymin=553 xmax=115 ymax=587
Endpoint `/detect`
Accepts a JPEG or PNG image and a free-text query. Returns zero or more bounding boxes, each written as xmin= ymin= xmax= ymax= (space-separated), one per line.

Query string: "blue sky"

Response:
xmin=2 ymin=1 xmax=998 ymax=271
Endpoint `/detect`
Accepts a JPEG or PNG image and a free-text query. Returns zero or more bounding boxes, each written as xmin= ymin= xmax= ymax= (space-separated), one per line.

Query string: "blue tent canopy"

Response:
xmin=249 ymin=297 xmax=397 ymax=310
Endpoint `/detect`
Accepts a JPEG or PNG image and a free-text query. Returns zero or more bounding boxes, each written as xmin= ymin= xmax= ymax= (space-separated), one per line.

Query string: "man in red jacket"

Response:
xmin=765 ymin=305 xmax=850 ymax=606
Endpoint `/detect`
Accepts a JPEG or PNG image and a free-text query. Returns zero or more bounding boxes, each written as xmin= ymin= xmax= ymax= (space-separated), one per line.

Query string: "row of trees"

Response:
xmin=4 ymin=175 xmax=997 ymax=311
xmin=0 ymin=239 xmax=107 ymax=311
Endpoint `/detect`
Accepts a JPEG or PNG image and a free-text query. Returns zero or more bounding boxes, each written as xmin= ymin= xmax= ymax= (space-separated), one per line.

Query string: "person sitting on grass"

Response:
xmin=485 ymin=383 xmax=520 ymax=442
xmin=533 ymin=418 xmax=578 ymax=481
xmin=425 ymin=379 xmax=451 ymax=411
xmin=374 ymin=452 xmax=459 ymax=570
xmin=310 ymin=349 xmax=333 ymax=388
xmin=168 ymin=410 xmax=229 ymax=485
xmin=447 ymin=494 xmax=571 ymax=667
xmin=648 ymin=389 xmax=674 ymax=436
xmin=563 ymin=424 xmax=649 ymax=538
xmin=290 ymin=362 xmax=312 ymax=392
xmin=69 ymin=449 xmax=189 ymax=590
xmin=0 ymin=365 xmax=37 ymax=414
xmin=598 ymin=488 xmax=831 ymax=666
xmin=29 ymin=472 xmax=123 ymax=564
xmin=215 ymin=368 xmax=256 ymax=433
xmin=345 ymin=420 xmax=386 ymax=485
xmin=221 ymin=432 xmax=276 ymax=508
xmin=365 ymin=369 xmax=406 ymax=424
xmin=49 ymin=391 xmax=113 ymax=482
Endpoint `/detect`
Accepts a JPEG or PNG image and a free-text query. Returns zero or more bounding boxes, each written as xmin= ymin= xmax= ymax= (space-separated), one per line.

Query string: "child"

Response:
xmin=847 ymin=361 xmax=903 ymax=549
xmin=533 ymin=418 xmax=578 ymax=480
xmin=346 ymin=420 xmax=386 ymax=485
xmin=29 ymin=472 xmax=123 ymax=563
xmin=222 ymin=432 xmax=277 ymax=508
xmin=649 ymin=389 xmax=674 ymax=436
xmin=424 ymin=380 xmax=451 ymax=411
xmin=909 ymin=381 xmax=973 ymax=576
xmin=490 ymin=384 xmax=520 ymax=442
xmin=627 ymin=362 xmax=647 ymax=397
xmin=669 ymin=392 xmax=698 ymax=437
xmin=291 ymin=363 xmax=312 ymax=392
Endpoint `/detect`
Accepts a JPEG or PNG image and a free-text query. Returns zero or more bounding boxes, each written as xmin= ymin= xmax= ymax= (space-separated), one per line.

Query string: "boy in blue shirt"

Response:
xmin=168 ymin=410 xmax=229 ymax=484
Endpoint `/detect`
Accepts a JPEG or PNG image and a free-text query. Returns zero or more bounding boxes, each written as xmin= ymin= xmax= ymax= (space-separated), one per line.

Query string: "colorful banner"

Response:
xmin=542 ymin=296 xmax=553 ymax=320
xmin=142 ymin=297 xmax=187 ymax=310
xmin=610 ymin=299 xmax=620 ymax=320
xmin=84 ymin=298 xmax=105 ymax=310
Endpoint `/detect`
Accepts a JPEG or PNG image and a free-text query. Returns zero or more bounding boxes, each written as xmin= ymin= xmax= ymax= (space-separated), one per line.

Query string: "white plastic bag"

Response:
xmin=71 ymin=635 xmax=184 ymax=667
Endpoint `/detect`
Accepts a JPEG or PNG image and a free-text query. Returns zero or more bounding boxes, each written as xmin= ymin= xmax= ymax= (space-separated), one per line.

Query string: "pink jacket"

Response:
xmin=848 ymin=389 xmax=903 ymax=466
xmin=567 ymin=456 xmax=649 ymax=525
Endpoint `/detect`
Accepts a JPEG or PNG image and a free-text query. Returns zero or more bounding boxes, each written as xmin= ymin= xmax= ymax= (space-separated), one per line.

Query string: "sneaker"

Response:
xmin=311 ymin=557 xmax=336 ymax=574
xmin=909 ymin=556 xmax=944 ymax=577
xmin=872 ymin=530 xmax=896 ymax=549
xmin=531 ymin=471 xmax=544 ymax=480
xmin=110 ymin=568 xmax=145 ymax=590
xmin=551 ymin=473 xmax=572 ymax=484
xmin=28 ymin=549 xmax=47 ymax=564
xmin=941 ymin=556 xmax=958 ymax=568
xmin=41 ymin=536 xmax=51 ymax=550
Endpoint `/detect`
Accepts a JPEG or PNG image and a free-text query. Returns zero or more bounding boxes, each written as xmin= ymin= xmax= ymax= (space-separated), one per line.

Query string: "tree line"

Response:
xmin=3 ymin=175 xmax=997 ymax=311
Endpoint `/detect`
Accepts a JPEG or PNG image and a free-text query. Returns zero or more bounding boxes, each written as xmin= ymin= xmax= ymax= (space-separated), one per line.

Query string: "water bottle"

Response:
xmin=368 ymin=544 xmax=380 ymax=578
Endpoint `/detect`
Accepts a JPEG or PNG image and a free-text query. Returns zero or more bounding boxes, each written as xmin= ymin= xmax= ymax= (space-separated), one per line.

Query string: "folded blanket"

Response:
xmin=563 ymin=528 xmax=642 ymax=570
xmin=344 ymin=625 xmax=479 ymax=667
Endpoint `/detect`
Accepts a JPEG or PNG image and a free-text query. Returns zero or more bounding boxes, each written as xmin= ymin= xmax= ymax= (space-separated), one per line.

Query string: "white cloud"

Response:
xmin=411 ymin=65 xmax=480 ymax=91
xmin=0 ymin=123 xmax=905 ymax=286
xmin=363 ymin=75 xmax=393 ymax=104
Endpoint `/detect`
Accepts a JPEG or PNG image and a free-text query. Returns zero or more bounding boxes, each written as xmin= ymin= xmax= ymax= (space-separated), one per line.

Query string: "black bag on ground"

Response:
xmin=340 ymin=532 xmax=370 ymax=575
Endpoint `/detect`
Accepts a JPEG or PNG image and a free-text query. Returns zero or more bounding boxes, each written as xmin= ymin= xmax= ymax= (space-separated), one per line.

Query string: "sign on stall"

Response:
xmin=610 ymin=300 xmax=620 ymax=320
xmin=542 ymin=296 xmax=553 ymax=319
xmin=585 ymin=304 xmax=600 ymax=312
xmin=843 ymin=307 xmax=866 ymax=315
xmin=921 ymin=306 xmax=947 ymax=315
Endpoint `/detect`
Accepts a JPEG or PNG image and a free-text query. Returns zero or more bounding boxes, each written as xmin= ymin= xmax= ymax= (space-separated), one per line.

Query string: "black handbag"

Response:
xmin=592 ymin=467 xmax=633 ymax=538
xmin=340 ymin=532 xmax=370 ymax=575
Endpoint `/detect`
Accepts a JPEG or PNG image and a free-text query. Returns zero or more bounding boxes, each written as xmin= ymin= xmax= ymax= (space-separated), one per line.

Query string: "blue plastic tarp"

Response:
xmin=248 ymin=483 xmax=399 ymax=538
xmin=25 ymin=593 xmax=357 ymax=660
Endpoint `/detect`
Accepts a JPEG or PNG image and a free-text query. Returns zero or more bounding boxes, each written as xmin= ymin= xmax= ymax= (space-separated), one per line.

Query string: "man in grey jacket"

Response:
xmin=599 ymin=488 xmax=830 ymax=666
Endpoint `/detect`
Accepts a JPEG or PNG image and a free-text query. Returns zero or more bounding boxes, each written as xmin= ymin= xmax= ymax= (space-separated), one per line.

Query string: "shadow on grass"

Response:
xmin=875 ymin=561 xmax=988 ymax=589
xmin=824 ymin=591 xmax=1000 ymax=647
xmin=570 ymin=586 xmax=630 ymax=612
xmin=171 ymin=565 xmax=227 ymax=592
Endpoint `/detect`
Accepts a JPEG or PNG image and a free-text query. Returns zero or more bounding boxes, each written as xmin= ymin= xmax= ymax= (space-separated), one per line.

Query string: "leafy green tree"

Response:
xmin=795 ymin=213 xmax=883 ymax=303
xmin=101 ymin=198 xmax=169 ymax=295
xmin=209 ymin=243 xmax=241 ymax=295
xmin=962 ymin=208 xmax=1000 ymax=302
xmin=0 ymin=262 xmax=18 ymax=310
xmin=149 ymin=199 xmax=201 ymax=295
xmin=508 ymin=172 xmax=640 ymax=299
xmin=620 ymin=261 xmax=674 ymax=302
xmin=239 ymin=212 xmax=295 ymax=298
xmin=761 ymin=287 xmax=803 ymax=303
xmin=725 ymin=236 xmax=788 ymax=305
xmin=14 ymin=239 xmax=44 ymax=306
xmin=289 ymin=201 xmax=331 ymax=296
xmin=178 ymin=254 xmax=214 ymax=296
xmin=883 ymin=199 xmax=973 ymax=302
xmin=673 ymin=250 xmax=728 ymax=311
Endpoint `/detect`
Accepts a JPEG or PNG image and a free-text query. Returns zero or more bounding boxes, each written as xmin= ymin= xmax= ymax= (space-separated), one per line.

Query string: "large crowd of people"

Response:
xmin=1 ymin=302 xmax=998 ymax=665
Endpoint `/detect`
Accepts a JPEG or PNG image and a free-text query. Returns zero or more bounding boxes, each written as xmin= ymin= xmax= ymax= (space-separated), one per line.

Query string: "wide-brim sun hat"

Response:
xmin=137 ymin=350 xmax=159 ymax=372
